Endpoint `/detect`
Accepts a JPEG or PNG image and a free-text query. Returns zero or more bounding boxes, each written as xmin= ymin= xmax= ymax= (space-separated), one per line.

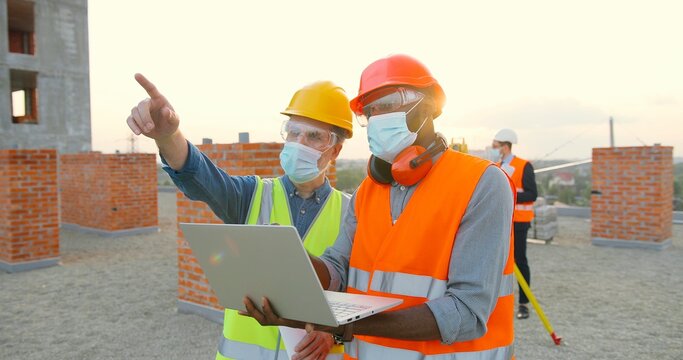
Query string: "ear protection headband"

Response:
xmin=367 ymin=133 xmax=448 ymax=186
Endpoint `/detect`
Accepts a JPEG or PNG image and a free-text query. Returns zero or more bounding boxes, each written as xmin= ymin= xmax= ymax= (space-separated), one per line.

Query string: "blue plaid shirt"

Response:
xmin=161 ymin=141 xmax=333 ymax=237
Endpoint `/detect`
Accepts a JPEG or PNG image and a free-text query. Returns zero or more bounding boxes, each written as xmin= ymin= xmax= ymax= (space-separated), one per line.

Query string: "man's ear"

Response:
xmin=423 ymin=98 xmax=437 ymax=118
xmin=329 ymin=143 xmax=343 ymax=160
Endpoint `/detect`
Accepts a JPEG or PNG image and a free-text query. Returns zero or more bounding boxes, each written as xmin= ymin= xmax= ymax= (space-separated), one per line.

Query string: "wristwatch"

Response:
xmin=332 ymin=323 xmax=354 ymax=344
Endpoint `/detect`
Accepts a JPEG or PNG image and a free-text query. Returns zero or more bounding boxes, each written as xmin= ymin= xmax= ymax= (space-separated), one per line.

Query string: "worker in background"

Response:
xmin=126 ymin=74 xmax=353 ymax=360
xmin=242 ymin=54 xmax=516 ymax=359
xmin=490 ymin=129 xmax=538 ymax=320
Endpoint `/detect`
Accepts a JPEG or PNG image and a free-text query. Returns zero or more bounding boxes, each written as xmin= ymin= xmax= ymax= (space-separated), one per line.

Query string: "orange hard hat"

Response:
xmin=350 ymin=54 xmax=446 ymax=118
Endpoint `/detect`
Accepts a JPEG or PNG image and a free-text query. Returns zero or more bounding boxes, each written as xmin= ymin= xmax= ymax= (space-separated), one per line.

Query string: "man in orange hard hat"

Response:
xmin=127 ymin=74 xmax=354 ymax=359
xmin=491 ymin=129 xmax=538 ymax=320
xmin=242 ymin=55 xmax=516 ymax=359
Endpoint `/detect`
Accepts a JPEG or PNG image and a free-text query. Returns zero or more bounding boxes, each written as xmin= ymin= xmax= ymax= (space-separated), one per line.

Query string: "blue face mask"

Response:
xmin=367 ymin=111 xmax=427 ymax=163
xmin=486 ymin=148 xmax=502 ymax=162
xmin=279 ymin=142 xmax=326 ymax=184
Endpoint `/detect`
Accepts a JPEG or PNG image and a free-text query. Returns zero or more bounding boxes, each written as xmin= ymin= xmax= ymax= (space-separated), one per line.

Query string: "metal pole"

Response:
xmin=514 ymin=264 xmax=562 ymax=345
xmin=534 ymin=159 xmax=592 ymax=174
xmin=609 ymin=116 xmax=615 ymax=147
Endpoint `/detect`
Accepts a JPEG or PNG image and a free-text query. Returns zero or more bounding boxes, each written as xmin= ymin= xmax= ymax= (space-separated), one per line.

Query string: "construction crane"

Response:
xmin=449 ymin=137 xmax=468 ymax=153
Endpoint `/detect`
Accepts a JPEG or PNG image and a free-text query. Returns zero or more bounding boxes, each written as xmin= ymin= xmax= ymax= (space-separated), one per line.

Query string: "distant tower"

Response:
xmin=128 ymin=133 xmax=136 ymax=153
xmin=0 ymin=0 xmax=91 ymax=153
xmin=609 ymin=116 xmax=615 ymax=147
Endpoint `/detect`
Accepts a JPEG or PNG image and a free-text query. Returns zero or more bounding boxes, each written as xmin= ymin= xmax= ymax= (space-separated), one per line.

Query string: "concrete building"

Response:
xmin=0 ymin=0 xmax=90 ymax=153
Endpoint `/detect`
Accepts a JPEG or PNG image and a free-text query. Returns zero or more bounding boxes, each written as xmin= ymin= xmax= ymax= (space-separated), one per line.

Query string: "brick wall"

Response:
xmin=0 ymin=149 xmax=59 ymax=269
xmin=177 ymin=142 xmax=336 ymax=312
xmin=591 ymin=146 xmax=673 ymax=246
xmin=60 ymin=152 xmax=158 ymax=233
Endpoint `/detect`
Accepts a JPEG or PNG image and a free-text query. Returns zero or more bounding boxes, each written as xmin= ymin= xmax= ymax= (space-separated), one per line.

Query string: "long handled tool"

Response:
xmin=514 ymin=264 xmax=562 ymax=345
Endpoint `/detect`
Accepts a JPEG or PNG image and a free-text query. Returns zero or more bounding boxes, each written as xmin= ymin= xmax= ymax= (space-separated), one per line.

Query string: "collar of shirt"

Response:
xmin=501 ymin=153 xmax=515 ymax=165
xmin=280 ymin=175 xmax=332 ymax=204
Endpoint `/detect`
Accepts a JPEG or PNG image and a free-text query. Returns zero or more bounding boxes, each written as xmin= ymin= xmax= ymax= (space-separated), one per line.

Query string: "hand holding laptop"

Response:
xmin=240 ymin=295 xmax=342 ymax=335
xmin=181 ymin=223 xmax=402 ymax=329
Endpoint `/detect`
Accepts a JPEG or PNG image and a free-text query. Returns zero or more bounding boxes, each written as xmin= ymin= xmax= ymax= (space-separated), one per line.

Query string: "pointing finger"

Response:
xmin=135 ymin=73 xmax=163 ymax=99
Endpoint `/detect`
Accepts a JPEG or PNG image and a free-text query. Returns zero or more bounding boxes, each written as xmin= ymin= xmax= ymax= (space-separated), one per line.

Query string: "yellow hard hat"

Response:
xmin=281 ymin=81 xmax=354 ymax=138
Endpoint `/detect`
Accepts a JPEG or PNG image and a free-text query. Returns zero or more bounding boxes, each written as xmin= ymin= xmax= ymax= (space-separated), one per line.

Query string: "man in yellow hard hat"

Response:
xmin=127 ymin=74 xmax=353 ymax=359
xmin=240 ymin=55 xmax=515 ymax=359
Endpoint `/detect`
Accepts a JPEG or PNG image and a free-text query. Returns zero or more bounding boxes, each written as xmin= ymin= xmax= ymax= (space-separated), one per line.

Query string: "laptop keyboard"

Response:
xmin=329 ymin=301 xmax=372 ymax=319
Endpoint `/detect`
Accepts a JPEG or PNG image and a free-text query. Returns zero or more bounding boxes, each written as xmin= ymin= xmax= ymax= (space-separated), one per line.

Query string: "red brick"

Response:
xmin=59 ymin=153 xmax=158 ymax=232
xmin=591 ymin=146 xmax=673 ymax=243
xmin=0 ymin=149 xmax=59 ymax=263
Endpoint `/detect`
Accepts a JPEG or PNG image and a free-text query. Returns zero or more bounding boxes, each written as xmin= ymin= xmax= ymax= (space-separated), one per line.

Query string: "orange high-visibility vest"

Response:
xmin=502 ymin=156 xmax=534 ymax=223
xmin=346 ymin=150 xmax=515 ymax=360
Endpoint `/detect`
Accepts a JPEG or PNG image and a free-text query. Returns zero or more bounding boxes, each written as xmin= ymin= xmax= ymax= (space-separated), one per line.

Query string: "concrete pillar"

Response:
xmin=176 ymin=142 xmax=337 ymax=323
xmin=591 ymin=146 xmax=674 ymax=250
xmin=0 ymin=149 xmax=59 ymax=272
xmin=59 ymin=152 xmax=158 ymax=236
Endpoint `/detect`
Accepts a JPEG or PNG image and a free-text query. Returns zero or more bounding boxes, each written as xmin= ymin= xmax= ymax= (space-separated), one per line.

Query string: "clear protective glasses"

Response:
xmin=355 ymin=87 xmax=425 ymax=127
xmin=280 ymin=119 xmax=339 ymax=151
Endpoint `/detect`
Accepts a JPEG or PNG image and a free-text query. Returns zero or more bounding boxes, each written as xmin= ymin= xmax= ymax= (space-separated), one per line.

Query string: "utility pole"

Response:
xmin=128 ymin=134 xmax=136 ymax=153
xmin=609 ymin=116 xmax=615 ymax=147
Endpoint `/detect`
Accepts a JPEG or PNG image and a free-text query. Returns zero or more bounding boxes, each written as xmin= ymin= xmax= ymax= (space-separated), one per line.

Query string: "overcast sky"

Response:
xmin=88 ymin=0 xmax=683 ymax=161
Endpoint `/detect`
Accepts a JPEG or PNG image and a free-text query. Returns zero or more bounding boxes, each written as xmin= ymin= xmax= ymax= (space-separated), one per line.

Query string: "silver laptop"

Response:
xmin=180 ymin=223 xmax=402 ymax=327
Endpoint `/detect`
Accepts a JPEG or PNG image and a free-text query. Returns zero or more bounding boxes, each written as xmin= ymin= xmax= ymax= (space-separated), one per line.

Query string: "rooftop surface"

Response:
xmin=1 ymin=191 xmax=682 ymax=359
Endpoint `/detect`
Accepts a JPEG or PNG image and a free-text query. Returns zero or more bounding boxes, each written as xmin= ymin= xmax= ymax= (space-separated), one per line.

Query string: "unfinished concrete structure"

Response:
xmin=0 ymin=0 xmax=92 ymax=273
xmin=0 ymin=0 xmax=91 ymax=153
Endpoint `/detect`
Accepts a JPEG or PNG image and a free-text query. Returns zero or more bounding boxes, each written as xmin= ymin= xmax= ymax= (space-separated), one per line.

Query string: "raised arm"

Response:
xmin=127 ymin=73 xmax=187 ymax=170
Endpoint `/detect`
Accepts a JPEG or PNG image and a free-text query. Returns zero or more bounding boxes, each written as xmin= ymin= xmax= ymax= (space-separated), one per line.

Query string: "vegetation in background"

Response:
xmin=533 ymin=160 xmax=592 ymax=207
xmin=335 ymin=159 xmax=367 ymax=194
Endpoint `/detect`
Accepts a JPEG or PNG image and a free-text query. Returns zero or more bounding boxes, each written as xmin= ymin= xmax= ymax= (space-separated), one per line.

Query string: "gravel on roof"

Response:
xmin=1 ymin=192 xmax=681 ymax=359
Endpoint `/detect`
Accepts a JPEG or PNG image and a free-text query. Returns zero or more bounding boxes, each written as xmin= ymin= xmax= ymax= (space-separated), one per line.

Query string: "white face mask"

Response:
xmin=367 ymin=110 xmax=428 ymax=163
xmin=279 ymin=142 xmax=327 ymax=184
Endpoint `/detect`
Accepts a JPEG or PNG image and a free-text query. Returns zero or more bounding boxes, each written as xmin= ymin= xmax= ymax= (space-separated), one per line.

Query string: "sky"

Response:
xmin=88 ymin=0 xmax=683 ymax=161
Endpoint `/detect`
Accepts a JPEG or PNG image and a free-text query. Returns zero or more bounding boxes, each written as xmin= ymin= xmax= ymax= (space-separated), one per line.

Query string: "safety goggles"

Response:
xmin=355 ymin=87 xmax=425 ymax=127
xmin=280 ymin=119 xmax=339 ymax=151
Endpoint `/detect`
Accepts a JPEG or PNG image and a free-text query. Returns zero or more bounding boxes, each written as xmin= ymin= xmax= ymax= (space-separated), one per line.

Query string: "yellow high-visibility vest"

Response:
xmin=216 ymin=176 xmax=347 ymax=360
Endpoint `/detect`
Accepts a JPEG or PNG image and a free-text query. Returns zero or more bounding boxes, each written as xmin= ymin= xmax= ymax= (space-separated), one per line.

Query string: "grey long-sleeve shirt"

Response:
xmin=320 ymin=165 xmax=514 ymax=344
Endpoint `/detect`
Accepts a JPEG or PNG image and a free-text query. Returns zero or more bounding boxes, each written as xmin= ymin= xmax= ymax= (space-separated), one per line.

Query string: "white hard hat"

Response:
xmin=494 ymin=128 xmax=518 ymax=144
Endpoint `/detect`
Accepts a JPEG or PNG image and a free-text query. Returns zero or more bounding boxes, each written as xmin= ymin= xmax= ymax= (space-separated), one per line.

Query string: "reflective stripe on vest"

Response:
xmin=514 ymin=204 xmax=534 ymax=211
xmin=217 ymin=336 xmax=287 ymax=360
xmin=504 ymin=156 xmax=534 ymax=223
xmin=218 ymin=176 xmax=347 ymax=360
xmin=346 ymin=339 xmax=514 ymax=360
xmin=348 ymin=150 xmax=515 ymax=359
xmin=348 ymin=267 xmax=515 ymax=300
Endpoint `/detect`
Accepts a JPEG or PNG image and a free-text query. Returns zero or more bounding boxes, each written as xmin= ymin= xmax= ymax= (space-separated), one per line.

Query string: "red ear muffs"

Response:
xmin=391 ymin=146 xmax=432 ymax=186
xmin=367 ymin=134 xmax=448 ymax=186
xmin=367 ymin=155 xmax=393 ymax=185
